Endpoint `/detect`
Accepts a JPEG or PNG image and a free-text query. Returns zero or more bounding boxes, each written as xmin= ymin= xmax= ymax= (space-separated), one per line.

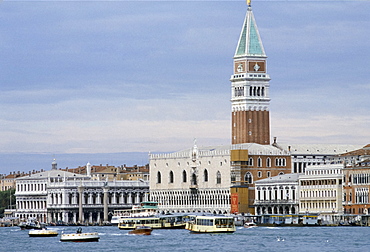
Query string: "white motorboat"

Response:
xmin=29 ymin=228 xmax=58 ymax=237
xmin=60 ymin=228 xmax=100 ymax=242
xmin=243 ymin=222 xmax=257 ymax=228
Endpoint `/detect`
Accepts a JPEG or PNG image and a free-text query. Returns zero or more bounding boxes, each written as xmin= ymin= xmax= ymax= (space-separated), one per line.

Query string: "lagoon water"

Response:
xmin=2 ymin=225 xmax=369 ymax=252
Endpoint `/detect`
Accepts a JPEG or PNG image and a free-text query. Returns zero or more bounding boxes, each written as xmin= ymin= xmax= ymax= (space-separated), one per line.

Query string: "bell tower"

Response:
xmin=231 ymin=0 xmax=270 ymax=145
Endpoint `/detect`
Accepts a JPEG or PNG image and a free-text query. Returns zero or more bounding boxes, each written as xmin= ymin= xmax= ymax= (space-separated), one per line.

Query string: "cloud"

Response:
xmin=0 ymin=0 xmax=369 ymax=174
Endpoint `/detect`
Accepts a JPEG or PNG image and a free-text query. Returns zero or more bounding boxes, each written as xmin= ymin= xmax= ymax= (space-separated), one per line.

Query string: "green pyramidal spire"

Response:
xmin=235 ymin=4 xmax=266 ymax=57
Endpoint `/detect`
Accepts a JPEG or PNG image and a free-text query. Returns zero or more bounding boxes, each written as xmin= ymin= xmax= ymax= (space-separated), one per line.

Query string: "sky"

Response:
xmin=1 ymin=0 xmax=369 ymax=174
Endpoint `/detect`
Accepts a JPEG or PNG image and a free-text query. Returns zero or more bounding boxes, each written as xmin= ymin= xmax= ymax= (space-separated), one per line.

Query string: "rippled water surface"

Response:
xmin=2 ymin=225 xmax=370 ymax=252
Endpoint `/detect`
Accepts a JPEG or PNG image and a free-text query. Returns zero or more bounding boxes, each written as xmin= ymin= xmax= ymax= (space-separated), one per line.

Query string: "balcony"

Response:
xmin=189 ymin=184 xmax=198 ymax=190
xmin=254 ymin=199 xmax=298 ymax=205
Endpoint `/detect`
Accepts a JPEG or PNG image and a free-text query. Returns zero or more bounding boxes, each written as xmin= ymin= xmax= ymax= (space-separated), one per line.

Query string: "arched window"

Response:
xmin=257 ymin=157 xmax=262 ymax=167
xmin=216 ymin=171 xmax=221 ymax=184
xmin=248 ymin=157 xmax=253 ymax=166
xmin=266 ymin=157 xmax=271 ymax=167
xmin=157 ymin=171 xmax=161 ymax=184
xmin=182 ymin=170 xmax=187 ymax=183
xmin=204 ymin=169 xmax=209 ymax=182
xmin=245 ymin=172 xmax=253 ymax=184
xmin=169 ymin=171 xmax=174 ymax=184
xmin=191 ymin=173 xmax=197 ymax=186
xmin=231 ymin=172 xmax=236 ymax=183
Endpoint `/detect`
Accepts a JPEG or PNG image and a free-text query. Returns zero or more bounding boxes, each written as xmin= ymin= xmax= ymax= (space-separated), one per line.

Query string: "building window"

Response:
xmin=169 ymin=171 xmax=174 ymax=184
xmin=182 ymin=170 xmax=187 ymax=183
xmin=231 ymin=172 xmax=236 ymax=183
xmin=267 ymin=157 xmax=271 ymax=167
xmin=267 ymin=171 xmax=271 ymax=177
xmin=245 ymin=172 xmax=253 ymax=184
xmin=191 ymin=173 xmax=197 ymax=186
xmin=216 ymin=171 xmax=221 ymax=184
xmin=204 ymin=169 xmax=209 ymax=182
xmin=257 ymin=157 xmax=262 ymax=167
xmin=257 ymin=171 xmax=262 ymax=178
xmin=248 ymin=157 xmax=253 ymax=166
xmin=157 ymin=171 xmax=161 ymax=184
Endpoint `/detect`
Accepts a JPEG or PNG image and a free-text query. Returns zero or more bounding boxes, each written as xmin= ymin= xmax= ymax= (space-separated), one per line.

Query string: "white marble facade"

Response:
xmin=150 ymin=143 xmax=232 ymax=214
xmin=15 ymin=165 xmax=149 ymax=224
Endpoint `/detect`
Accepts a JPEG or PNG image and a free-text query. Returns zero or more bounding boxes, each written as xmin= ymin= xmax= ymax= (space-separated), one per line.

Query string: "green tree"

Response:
xmin=0 ymin=189 xmax=16 ymax=218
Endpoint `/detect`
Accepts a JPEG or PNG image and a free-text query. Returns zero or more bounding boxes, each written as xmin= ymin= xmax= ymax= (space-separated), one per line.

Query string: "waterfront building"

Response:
xmin=64 ymin=163 xmax=149 ymax=181
xmin=150 ymin=142 xmax=231 ymax=214
xmin=298 ymin=164 xmax=344 ymax=223
xmin=150 ymin=141 xmax=291 ymax=214
xmin=341 ymin=144 xmax=370 ymax=215
xmin=272 ymin=142 xmax=362 ymax=174
xmin=254 ymin=173 xmax=299 ymax=215
xmin=1 ymin=171 xmax=28 ymax=191
xmin=15 ymin=160 xmax=149 ymax=224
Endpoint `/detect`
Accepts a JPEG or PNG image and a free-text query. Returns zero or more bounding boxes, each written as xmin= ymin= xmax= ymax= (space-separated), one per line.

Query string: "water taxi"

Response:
xmin=128 ymin=225 xmax=152 ymax=235
xmin=185 ymin=215 xmax=236 ymax=233
xmin=118 ymin=214 xmax=187 ymax=230
xmin=60 ymin=228 xmax=100 ymax=242
xmin=29 ymin=228 xmax=58 ymax=237
xmin=111 ymin=201 xmax=159 ymax=225
xmin=243 ymin=221 xmax=257 ymax=228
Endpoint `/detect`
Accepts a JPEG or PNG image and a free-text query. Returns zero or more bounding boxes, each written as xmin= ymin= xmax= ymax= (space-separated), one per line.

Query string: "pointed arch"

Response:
xmin=244 ymin=172 xmax=253 ymax=184
xmin=216 ymin=171 xmax=221 ymax=184
xmin=157 ymin=171 xmax=161 ymax=184
xmin=182 ymin=170 xmax=187 ymax=183
xmin=169 ymin=170 xmax=174 ymax=184
xmin=204 ymin=169 xmax=209 ymax=182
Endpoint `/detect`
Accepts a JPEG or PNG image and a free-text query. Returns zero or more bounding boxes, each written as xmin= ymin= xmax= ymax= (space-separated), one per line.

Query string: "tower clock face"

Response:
xmin=248 ymin=61 xmax=266 ymax=72
xmin=234 ymin=61 xmax=246 ymax=74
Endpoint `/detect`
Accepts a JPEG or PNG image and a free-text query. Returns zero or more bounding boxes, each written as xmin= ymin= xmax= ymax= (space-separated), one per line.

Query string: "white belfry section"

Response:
xmin=231 ymin=2 xmax=270 ymax=113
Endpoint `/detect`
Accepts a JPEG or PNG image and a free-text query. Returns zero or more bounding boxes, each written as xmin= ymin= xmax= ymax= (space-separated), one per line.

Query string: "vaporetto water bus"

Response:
xmin=118 ymin=214 xmax=187 ymax=230
xmin=111 ymin=201 xmax=159 ymax=225
xmin=185 ymin=215 xmax=236 ymax=233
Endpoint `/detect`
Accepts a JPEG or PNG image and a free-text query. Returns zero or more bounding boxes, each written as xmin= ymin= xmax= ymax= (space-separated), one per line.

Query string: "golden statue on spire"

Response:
xmin=247 ymin=0 xmax=251 ymax=7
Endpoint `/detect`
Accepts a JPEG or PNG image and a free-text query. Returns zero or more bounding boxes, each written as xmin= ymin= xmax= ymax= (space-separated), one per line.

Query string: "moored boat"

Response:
xmin=185 ymin=215 xmax=236 ymax=233
xmin=60 ymin=228 xmax=100 ymax=242
xmin=128 ymin=225 xmax=152 ymax=235
xmin=29 ymin=228 xmax=58 ymax=237
xmin=19 ymin=218 xmax=46 ymax=230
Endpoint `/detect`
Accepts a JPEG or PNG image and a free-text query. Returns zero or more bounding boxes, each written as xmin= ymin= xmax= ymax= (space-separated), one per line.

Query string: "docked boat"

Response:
xmin=128 ymin=225 xmax=152 ymax=235
xmin=243 ymin=222 xmax=257 ymax=228
xmin=111 ymin=201 xmax=159 ymax=225
xmin=185 ymin=215 xmax=236 ymax=233
xmin=60 ymin=228 xmax=100 ymax=242
xmin=118 ymin=214 xmax=187 ymax=230
xmin=19 ymin=218 xmax=46 ymax=230
xmin=29 ymin=228 xmax=58 ymax=237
